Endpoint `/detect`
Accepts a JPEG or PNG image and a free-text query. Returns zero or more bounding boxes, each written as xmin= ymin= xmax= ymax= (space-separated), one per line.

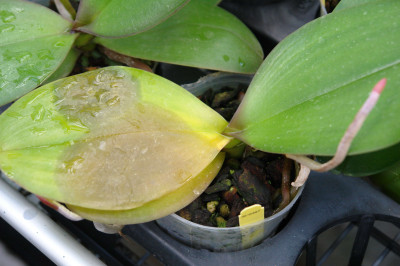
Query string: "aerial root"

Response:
xmin=287 ymin=78 xmax=387 ymax=187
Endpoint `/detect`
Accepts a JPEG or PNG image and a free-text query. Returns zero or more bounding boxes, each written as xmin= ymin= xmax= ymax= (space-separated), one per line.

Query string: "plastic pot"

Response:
xmin=156 ymin=73 xmax=306 ymax=252
xmin=156 ymin=185 xmax=304 ymax=252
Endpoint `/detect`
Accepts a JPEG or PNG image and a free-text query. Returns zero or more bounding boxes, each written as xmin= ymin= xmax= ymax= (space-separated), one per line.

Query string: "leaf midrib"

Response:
xmin=240 ymin=59 xmax=400 ymax=133
xmin=0 ymin=129 xmax=228 ymax=153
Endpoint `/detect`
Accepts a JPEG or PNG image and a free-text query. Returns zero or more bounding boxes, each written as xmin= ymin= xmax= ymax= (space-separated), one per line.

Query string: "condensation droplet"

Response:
xmin=37 ymin=49 xmax=54 ymax=60
xmin=30 ymin=104 xmax=46 ymax=121
xmin=0 ymin=10 xmax=16 ymax=23
xmin=30 ymin=127 xmax=46 ymax=136
xmin=6 ymin=111 xmax=23 ymax=119
xmin=141 ymin=147 xmax=148 ymax=154
xmin=54 ymin=41 xmax=66 ymax=47
xmin=0 ymin=24 xmax=15 ymax=33
xmin=203 ymin=31 xmax=214 ymax=40
xmin=193 ymin=189 xmax=202 ymax=196
xmin=98 ymin=141 xmax=107 ymax=151
xmin=238 ymin=58 xmax=245 ymax=68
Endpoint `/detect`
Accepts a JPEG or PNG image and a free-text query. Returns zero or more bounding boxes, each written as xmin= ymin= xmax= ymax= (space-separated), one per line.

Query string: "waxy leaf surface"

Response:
xmin=335 ymin=0 xmax=378 ymax=11
xmin=229 ymin=0 xmax=400 ymax=156
xmin=68 ymin=153 xmax=225 ymax=224
xmin=96 ymin=0 xmax=263 ymax=73
xmin=370 ymin=162 xmax=400 ymax=203
xmin=318 ymin=142 xmax=400 ymax=176
xmin=0 ymin=0 xmax=76 ymax=106
xmin=75 ymin=0 xmax=189 ymax=37
xmin=0 ymin=67 xmax=230 ymax=211
xmin=44 ymin=48 xmax=80 ymax=84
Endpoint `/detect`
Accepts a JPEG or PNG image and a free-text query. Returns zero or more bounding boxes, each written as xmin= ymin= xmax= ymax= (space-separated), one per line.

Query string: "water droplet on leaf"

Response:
xmin=223 ymin=55 xmax=230 ymax=62
xmin=30 ymin=104 xmax=46 ymax=121
xmin=98 ymin=141 xmax=107 ymax=151
xmin=0 ymin=24 xmax=15 ymax=33
xmin=238 ymin=58 xmax=245 ymax=68
xmin=0 ymin=10 xmax=16 ymax=23
xmin=54 ymin=41 xmax=66 ymax=47
xmin=203 ymin=31 xmax=214 ymax=40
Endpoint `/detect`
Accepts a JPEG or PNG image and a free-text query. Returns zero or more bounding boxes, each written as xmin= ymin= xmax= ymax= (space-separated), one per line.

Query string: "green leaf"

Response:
xmin=44 ymin=48 xmax=80 ymax=84
xmin=0 ymin=0 xmax=76 ymax=106
xmin=67 ymin=153 xmax=225 ymax=224
xmin=205 ymin=0 xmax=222 ymax=5
xmin=334 ymin=0 xmax=378 ymax=11
xmin=54 ymin=0 xmax=77 ymax=21
xmin=0 ymin=67 xmax=230 ymax=211
xmin=370 ymin=162 xmax=400 ymax=203
xmin=95 ymin=0 xmax=263 ymax=73
xmin=75 ymin=0 xmax=189 ymax=37
xmin=228 ymin=0 xmax=400 ymax=156
xmin=318 ymin=142 xmax=400 ymax=176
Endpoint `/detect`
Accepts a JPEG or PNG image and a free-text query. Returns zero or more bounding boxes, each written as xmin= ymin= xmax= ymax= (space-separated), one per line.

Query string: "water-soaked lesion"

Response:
xmin=53 ymin=68 xmax=138 ymax=127
xmin=52 ymin=68 xmax=227 ymax=211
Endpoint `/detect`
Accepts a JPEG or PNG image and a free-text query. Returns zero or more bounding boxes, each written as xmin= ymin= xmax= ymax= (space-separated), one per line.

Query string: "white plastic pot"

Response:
xmin=157 ymin=73 xmax=306 ymax=252
xmin=156 ymin=185 xmax=304 ymax=252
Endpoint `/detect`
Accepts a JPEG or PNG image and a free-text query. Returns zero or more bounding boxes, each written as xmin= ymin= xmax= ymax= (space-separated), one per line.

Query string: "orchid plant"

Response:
xmin=0 ymin=0 xmax=399 ymax=227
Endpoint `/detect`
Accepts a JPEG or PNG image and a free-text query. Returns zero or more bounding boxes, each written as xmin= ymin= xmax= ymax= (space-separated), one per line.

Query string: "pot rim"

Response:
xmin=164 ymin=182 xmax=305 ymax=231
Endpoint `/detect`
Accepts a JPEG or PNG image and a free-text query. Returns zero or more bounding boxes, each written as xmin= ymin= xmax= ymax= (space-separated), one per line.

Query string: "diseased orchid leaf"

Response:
xmin=0 ymin=0 xmax=76 ymax=106
xmin=68 ymin=153 xmax=225 ymax=224
xmin=75 ymin=0 xmax=189 ymax=37
xmin=0 ymin=67 xmax=230 ymax=212
xmin=228 ymin=0 xmax=400 ymax=156
xmin=95 ymin=0 xmax=263 ymax=74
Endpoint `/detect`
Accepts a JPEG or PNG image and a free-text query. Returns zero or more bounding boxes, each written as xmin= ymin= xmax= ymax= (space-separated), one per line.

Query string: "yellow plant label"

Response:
xmin=239 ymin=204 xmax=264 ymax=226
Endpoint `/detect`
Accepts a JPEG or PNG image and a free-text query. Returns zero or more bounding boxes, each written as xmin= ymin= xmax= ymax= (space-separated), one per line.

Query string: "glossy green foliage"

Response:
xmin=0 ymin=0 xmax=76 ymax=106
xmin=96 ymin=0 xmax=263 ymax=74
xmin=335 ymin=0 xmax=378 ymax=10
xmin=370 ymin=162 xmax=400 ymax=203
xmin=318 ymin=142 xmax=400 ymax=176
xmin=75 ymin=0 xmax=189 ymax=37
xmin=228 ymin=0 xmax=400 ymax=156
xmin=44 ymin=48 xmax=80 ymax=84
xmin=0 ymin=67 xmax=230 ymax=213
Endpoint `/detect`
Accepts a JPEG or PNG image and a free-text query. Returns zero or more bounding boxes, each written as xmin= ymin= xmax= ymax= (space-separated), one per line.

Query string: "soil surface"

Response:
xmin=177 ymin=86 xmax=297 ymax=227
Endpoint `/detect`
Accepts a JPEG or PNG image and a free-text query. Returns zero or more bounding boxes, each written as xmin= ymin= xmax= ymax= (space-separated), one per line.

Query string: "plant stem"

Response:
xmin=100 ymin=47 xmax=153 ymax=73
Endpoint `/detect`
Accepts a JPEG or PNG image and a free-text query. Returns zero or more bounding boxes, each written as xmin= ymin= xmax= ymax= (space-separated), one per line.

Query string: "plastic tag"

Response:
xmin=239 ymin=204 xmax=264 ymax=226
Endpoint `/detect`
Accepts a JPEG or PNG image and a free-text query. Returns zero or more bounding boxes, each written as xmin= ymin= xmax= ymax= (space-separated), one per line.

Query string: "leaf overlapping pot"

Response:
xmin=0 ymin=67 xmax=230 ymax=224
xmin=228 ymin=0 xmax=400 ymax=157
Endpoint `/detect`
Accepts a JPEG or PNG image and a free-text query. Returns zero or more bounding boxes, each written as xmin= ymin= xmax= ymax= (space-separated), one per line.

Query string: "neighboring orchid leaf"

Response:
xmin=0 ymin=67 xmax=230 ymax=211
xmin=318 ymin=142 xmax=400 ymax=176
xmin=44 ymin=48 xmax=80 ymax=84
xmin=205 ymin=0 xmax=222 ymax=5
xmin=228 ymin=0 xmax=400 ymax=156
xmin=67 ymin=153 xmax=225 ymax=224
xmin=0 ymin=0 xmax=76 ymax=106
xmin=370 ymin=162 xmax=400 ymax=203
xmin=95 ymin=0 xmax=263 ymax=74
xmin=75 ymin=0 xmax=189 ymax=37
xmin=54 ymin=0 xmax=77 ymax=21
xmin=334 ymin=0 xmax=378 ymax=11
